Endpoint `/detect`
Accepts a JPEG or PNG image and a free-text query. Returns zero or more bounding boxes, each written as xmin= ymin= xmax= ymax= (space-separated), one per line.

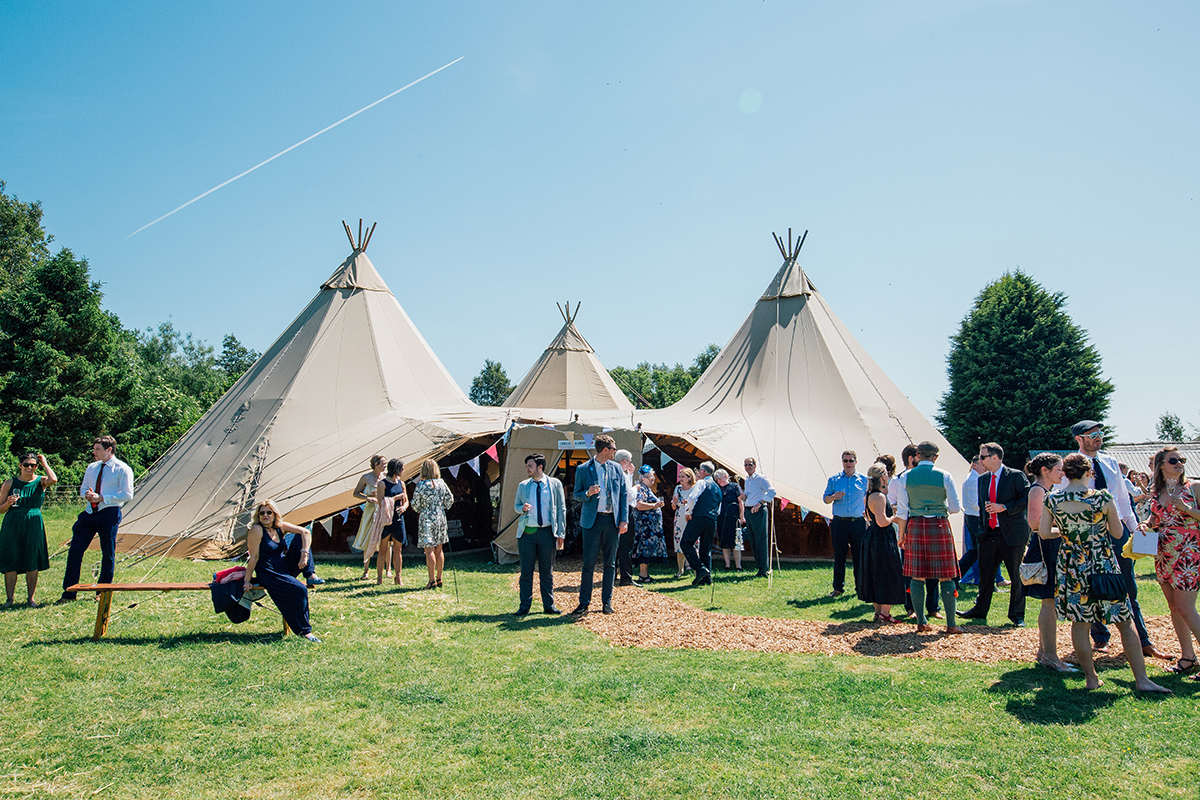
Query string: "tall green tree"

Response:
xmin=0 ymin=247 xmax=133 ymax=464
xmin=0 ymin=180 xmax=52 ymax=293
xmin=937 ymin=271 xmax=1113 ymax=467
xmin=469 ymin=359 xmax=512 ymax=406
xmin=609 ymin=343 xmax=720 ymax=408
xmin=1156 ymin=412 xmax=1187 ymax=442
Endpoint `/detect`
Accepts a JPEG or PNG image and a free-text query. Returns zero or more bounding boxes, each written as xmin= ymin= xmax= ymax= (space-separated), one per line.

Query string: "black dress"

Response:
xmin=379 ymin=478 xmax=407 ymax=544
xmin=253 ymin=528 xmax=312 ymax=636
xmin=857 ymin=492 xmax=907 ymax=605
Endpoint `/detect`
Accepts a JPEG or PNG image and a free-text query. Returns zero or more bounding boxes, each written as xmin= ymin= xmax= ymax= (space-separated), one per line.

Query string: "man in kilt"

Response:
xmin=895 ymin=441 xmax=963 ymax=634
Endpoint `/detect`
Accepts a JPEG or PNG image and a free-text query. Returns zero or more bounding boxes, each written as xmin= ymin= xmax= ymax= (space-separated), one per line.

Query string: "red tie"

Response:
xmin=988 ymin=472 xmax=998 ymax=528
xmin=92 ymin=464 xmax=103 ymax=511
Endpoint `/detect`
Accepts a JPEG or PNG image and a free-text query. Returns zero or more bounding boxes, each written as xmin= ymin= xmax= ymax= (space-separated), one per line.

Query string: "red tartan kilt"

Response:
xmin=902 ymin=516 xmax=959 ymax=580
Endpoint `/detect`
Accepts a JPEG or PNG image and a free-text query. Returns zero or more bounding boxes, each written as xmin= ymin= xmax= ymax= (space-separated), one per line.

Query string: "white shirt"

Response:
xmin=624 ymin=469 xmax=636 ymax=508
xmin=744 ymin=472 xmax=776 ymax=507
xmin=961 ymin=470 xmax=980 ymax=516
xmin=596 ymin=460 xmax=610 ymax=513
xmin=79 ymin=456 xmax=135 ymax=513
xmin=887 ymin=473 xmax=902 ymax=507
xmin=895 ymin=461 xmax=961 ymax=521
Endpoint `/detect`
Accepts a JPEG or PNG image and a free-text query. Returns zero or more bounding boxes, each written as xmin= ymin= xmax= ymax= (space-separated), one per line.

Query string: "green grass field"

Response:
xmin=1 ymin=506 xmax=1195 ymax=798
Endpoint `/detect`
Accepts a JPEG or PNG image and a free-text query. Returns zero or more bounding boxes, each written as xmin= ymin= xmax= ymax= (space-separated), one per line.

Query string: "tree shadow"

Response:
xmin=787 ymin=596 xmax=843 ymax=611
xmin=22 ymin=630 xmax=286 ymax=648
xmin=829 ymin=604 xmax=874 ymax=621
xmin=848 ymin=628 xmax=939 ymax=656
xmin=439 ymin=611 xmax=577 ymax=632
xmin=985 ymin=665 xmax=1122 ymax=724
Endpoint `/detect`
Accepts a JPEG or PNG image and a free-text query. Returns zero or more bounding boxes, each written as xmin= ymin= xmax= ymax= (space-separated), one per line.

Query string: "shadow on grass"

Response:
xmin=787 ymin=595 xmax=843 ymax=611
xmin=441 ymin=611 xmax=577 ymax=632
xmin=849 ymin=628 xmax=940 ymax=655
xmin=23 ymin=630 xmax=286 ymax=648
xmin=982 ymin=665 xmax=1157 ymax=724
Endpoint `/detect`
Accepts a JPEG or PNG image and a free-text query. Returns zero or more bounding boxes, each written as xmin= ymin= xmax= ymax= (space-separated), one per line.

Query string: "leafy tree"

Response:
xmin=217 ymin=334 xmax=259 ymax=380
xmin=609 ymin=344 xmax=720 ymax=408
xmin=0 ymin=248 xmax=133 ymax=465
xmin=937 ymin=271 xmax=1113 ymax=468
xmin=1156 ymin=412 xmax=1187 ymax=442
xmin=469 ymin=359 xmax=512 ymax=406
xmin=0 ymin=181 xmax=52 ymax=294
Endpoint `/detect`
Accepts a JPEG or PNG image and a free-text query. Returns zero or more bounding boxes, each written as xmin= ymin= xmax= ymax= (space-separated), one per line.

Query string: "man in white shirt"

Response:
xmin=1069 ymin=421 xmax=1168 ymax=659
xmin=742 ymin=457 xmax=776 ymax=577
xmin=513 ymin=453 xmax=566 ymax=616
xmin=59 ymin=436 xmax=135 ymax=602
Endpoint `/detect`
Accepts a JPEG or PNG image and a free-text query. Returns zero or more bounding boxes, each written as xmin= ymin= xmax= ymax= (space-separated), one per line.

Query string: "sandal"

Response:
xmin=436 ymin=578 xmax=443 ymax=588
xmin=1168 ymin=657 xmax=1198 ymax=675
xmin=424 ymin=580 xmax=437 ymax=590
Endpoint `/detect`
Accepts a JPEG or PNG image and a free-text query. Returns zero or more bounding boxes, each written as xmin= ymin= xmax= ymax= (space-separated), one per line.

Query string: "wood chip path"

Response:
xmin=532 ymin=567 xmax=1177 ymax=665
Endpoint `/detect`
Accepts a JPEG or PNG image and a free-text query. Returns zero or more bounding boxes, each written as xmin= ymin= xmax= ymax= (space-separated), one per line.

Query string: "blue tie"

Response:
xmin=535 ymin=482 xmax=543 ymax=526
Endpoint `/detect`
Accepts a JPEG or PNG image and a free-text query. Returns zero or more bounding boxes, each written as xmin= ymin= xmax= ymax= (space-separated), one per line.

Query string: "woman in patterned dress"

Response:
xmin=1038 ymin=453 xmax=1169 ymax=693
xmin=1145 ymin=447 xmax=1200 ymax=677
xmin=1022 ymin=453 xmax=1075 ymax=673
xmin=670 ymin=468 xmax=697 ymax=579
xmin=411 ymin=459 xmax=454 ymax=590
xmin=0 ymin=453 xmax=58 ymax=607
xmin=631 ymin=465 xmax=668 ymax=583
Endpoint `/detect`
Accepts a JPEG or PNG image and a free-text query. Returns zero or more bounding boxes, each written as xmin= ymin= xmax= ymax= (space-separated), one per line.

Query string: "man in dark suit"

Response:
xmin=571 ymin=434 xmax=628 ymax=615
xmin=959 ymin=441 xmax=1030 ymax=626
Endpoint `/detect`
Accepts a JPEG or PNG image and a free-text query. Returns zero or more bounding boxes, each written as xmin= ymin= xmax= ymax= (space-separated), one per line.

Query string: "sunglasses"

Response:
xmin=842 ymin=459 xmax=856 ymax=463
xmin=1166 ymin=457 xmax=1187 ymax=466
xmin=1083 ymin=431 xmax=1103 ymax=440
xmin=259 ymin=509 xmax=275 ymax=516
xmin=20 ymin=462 xmax=36 ymax=469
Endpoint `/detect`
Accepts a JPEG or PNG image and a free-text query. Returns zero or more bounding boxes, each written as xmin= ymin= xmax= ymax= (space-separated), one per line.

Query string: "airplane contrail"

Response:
xmin=125 ymin=56 xmax=464 ymax=239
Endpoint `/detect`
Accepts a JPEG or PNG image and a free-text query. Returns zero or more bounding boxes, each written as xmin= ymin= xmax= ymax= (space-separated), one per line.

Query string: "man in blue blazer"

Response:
xmin=513 ymin=453 xmax=567 ymax=616
xmin=572 ymin=434 xmax=628 ymax=615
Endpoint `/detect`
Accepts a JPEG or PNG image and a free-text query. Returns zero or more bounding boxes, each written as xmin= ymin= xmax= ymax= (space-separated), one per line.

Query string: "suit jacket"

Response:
xmin=573 ymin=457 xmax=628 ymax=529
xmin=976 ymin=465 xmax=1031 ymax=548
xmin=513 ymin=476 xmax=567 ymax=539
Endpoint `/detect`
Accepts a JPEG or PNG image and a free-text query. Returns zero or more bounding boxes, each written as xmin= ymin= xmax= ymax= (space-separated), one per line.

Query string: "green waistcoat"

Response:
xmin=906 ymin=463 xmax=948 ymax=518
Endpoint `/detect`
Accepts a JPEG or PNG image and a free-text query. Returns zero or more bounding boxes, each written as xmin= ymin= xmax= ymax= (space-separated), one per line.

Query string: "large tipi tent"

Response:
xmin=116 ymin=224 xmax=506 ymax=558
xmin=502 ymin=303 xmax=634 ymax=415
xmin=639 ymin=231 xmax=970 ymax=535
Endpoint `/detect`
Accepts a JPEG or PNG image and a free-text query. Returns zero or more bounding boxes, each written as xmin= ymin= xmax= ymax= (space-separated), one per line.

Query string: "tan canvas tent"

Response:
xmin=490 ymin=422 xmax=643 ymax=563
xmin=117 ymin=225 xmax=506 ymax=558
xmin=638 ymin=232 xmax=970 ymax=542
xmin=502 ymin=303 xmax=634 ymax=414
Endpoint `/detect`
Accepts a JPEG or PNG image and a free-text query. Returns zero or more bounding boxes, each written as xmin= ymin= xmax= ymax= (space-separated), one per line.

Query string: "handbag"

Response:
xmin=1088 ymin=572 xmax=1127 ymax=602
xmin=1019 ymin=532 xmax=1048 ymax=585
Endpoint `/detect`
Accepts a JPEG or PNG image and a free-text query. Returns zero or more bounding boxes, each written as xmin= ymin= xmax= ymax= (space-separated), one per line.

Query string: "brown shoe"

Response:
xmin=916 ymin=624 xmax=934 ymax=633
xmin=943 ymin=626 xmax=965 ymax=635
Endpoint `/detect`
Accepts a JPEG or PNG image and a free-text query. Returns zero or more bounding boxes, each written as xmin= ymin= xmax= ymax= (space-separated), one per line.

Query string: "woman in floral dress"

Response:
xmin=631 ymin=465 xmax=667 ymax=582
xmin=411 ymin=459 xmax=454 ymax=590
xmin=1145 ymin=446 xmax=1200 ymax=677
xmin=1038 ymin=453 xmax=1169 ymax=693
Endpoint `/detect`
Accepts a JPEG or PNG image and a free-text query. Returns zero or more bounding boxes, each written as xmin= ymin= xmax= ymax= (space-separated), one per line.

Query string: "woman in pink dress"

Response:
xmin=1146 ymin=447 xmax=1200 ymax=677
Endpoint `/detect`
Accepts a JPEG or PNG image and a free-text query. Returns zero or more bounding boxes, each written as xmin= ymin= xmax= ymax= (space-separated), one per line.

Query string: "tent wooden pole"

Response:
xmin=343 ymin=221 xmax=356 ymax=250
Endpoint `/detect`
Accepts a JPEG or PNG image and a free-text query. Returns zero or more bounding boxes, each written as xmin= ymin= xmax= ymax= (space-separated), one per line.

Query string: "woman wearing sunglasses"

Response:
xmin=0 ymin=453 xmax=58 ymax=607
xmin=242 ymin=500 xmax=321 ymax=642
xmin=1146 ymin=447 xmax=1200 ymax=676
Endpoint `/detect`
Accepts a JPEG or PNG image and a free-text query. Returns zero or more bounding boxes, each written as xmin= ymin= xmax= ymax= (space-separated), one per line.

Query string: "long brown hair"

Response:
xmin=1152 ymin=447 xmax=1183 ymax=495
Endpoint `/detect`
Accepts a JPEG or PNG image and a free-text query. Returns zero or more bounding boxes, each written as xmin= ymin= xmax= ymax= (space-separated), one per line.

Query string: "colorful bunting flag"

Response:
xmin=485 ymin=444 xmax=498 ymax=462
xmin=448 ymin=464 xmax=460 ymax=479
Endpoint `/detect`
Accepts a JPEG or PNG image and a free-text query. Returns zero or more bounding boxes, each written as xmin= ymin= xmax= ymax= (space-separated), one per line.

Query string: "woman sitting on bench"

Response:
xmin=243 ymin=500 xmax=320 ymax=643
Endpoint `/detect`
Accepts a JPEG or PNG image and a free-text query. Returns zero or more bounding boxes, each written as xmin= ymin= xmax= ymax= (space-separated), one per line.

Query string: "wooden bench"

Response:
xmin=66 ymin=582 xmax=288 ymax=640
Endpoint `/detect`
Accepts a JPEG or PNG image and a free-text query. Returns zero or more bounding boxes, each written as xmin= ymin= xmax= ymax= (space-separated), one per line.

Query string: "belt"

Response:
xmin=833 ymin=516 xmax=860 ymax=521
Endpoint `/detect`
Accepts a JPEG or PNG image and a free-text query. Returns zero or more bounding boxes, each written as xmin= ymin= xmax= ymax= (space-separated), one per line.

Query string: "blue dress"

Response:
xmin=632 ymin=483 xmax=668 ymax=563
xmin=253 ymin=528 xmax=312 ymax=636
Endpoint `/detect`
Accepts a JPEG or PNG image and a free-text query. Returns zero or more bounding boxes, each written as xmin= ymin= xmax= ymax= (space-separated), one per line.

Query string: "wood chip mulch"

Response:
xmin=532 ymin=566 xmax=1177 ymax=666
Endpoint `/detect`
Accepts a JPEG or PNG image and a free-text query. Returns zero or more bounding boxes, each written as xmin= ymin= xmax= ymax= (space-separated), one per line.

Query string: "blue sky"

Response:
xmin=3 ymin=1 xmax=1197 ymax=442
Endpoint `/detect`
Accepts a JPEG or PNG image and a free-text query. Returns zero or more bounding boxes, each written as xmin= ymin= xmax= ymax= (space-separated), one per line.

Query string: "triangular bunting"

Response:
xmin=448 ymin=464 xmax=460 ymax=479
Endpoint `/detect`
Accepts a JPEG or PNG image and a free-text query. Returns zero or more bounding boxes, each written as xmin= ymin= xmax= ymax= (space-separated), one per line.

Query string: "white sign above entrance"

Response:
xmin=557 ymin=434 xmax=594 ymax=450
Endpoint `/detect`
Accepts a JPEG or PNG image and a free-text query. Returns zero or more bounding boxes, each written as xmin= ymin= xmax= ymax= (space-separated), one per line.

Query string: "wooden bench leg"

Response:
xmin=93 ymin=591 xmax=114 ymax=640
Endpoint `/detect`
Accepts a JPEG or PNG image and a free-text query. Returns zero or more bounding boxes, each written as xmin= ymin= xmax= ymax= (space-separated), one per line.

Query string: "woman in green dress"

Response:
xmin=1037 ymin=453 xmax=1168 ymax=694
xmin=0 ymin=453 xmax=58 ymax=608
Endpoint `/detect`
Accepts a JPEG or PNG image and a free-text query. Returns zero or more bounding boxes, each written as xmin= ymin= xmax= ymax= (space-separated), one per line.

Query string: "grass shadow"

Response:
xmin=787 ymin=595 xmax=843 ymax=610
xmin=23 ymin=630 xmax=286 ymax=648
xmin=440 ymin=611 xmax=577 ymax=632
xmin=986 ymin=665 xmax=1120 ymax=724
